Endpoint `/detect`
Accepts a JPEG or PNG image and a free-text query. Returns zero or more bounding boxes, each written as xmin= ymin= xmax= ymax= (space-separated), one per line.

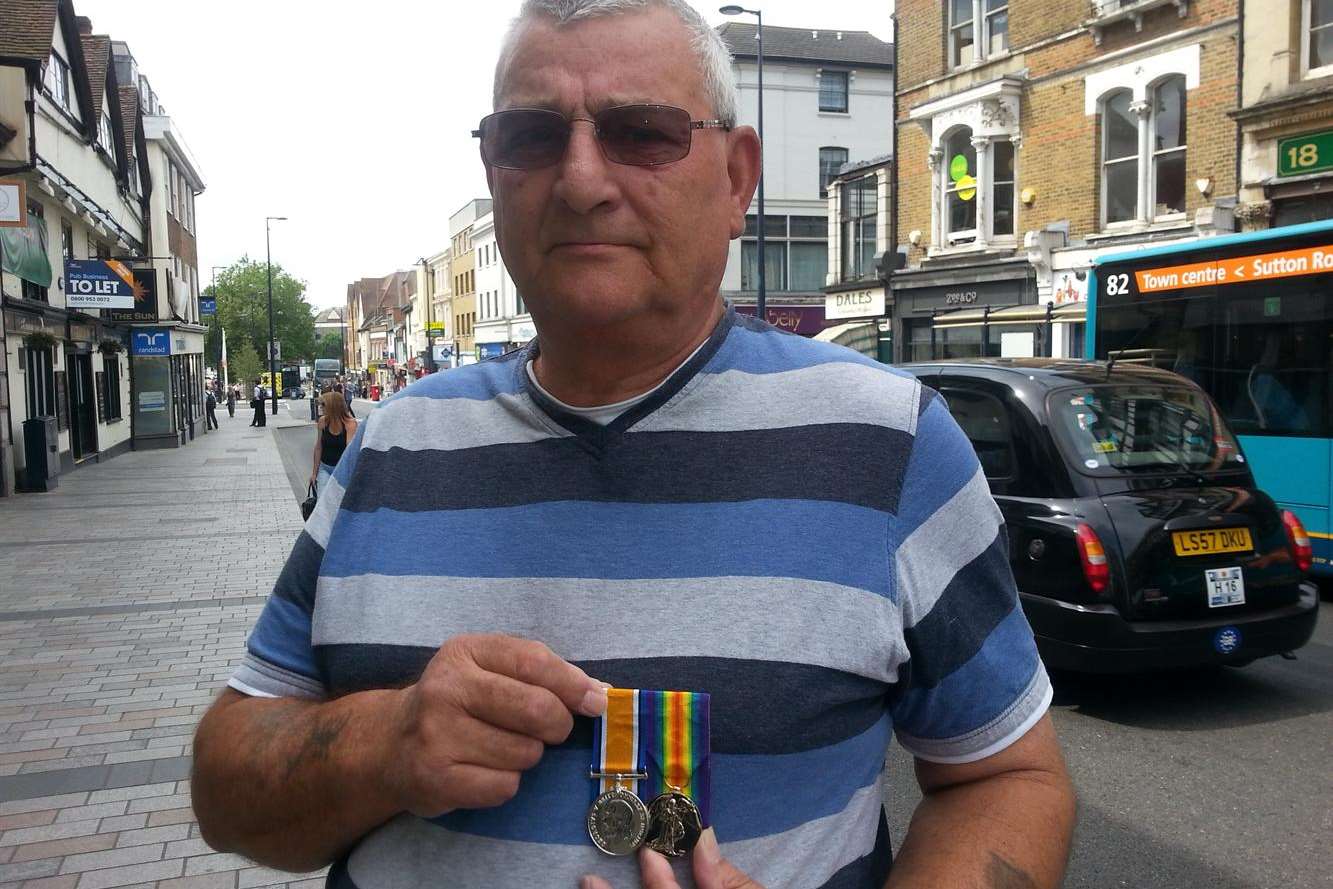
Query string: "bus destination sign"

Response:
xmin=1277 ymin=129 xmax=1333 ymax=177
xmin=1122 ymin=243 xmax=1333 ymax=295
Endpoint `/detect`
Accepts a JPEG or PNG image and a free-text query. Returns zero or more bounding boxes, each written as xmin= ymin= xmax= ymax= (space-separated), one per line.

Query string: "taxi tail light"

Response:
xmin=1075 ymin=523 xmax=1110 ymax=594
xmin=1281 ymin=510 xmax=1313 ymax=573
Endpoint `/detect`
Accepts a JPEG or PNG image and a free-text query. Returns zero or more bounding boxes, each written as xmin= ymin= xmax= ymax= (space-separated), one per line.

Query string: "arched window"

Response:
xmin=944 ymin=128 xmax=978 ymax=242
xmin=1151 ymin=75 xmax=1187 ymax=217
xmin=1101 ymin=89 xmax=1138 ymax=225
xmin=992 ymin=140 xmax=1016 ymax=237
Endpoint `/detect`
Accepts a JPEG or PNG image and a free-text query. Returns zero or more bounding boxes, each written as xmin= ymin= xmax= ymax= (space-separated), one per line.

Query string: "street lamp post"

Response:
xmin=265 ymin=216 xmax=286 ymax=416
xmin=418 ymin=257 xmax=436 ymax=373
xmin=720 ymin=5 xmax=765 ymax=321
xmin=210 ymin=265 xmax=228 ymax=393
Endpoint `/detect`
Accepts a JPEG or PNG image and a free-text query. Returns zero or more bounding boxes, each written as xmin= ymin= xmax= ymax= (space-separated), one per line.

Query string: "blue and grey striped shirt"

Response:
xmin=231 ymin=307 xmax=1051 ymax=889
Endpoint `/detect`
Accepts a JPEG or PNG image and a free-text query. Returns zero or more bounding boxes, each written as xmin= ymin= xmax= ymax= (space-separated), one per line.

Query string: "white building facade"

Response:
xmin=717 ymin=23 xmax=893 ymax=336
xmin=471 ymin=212 xmax=532 ymax=361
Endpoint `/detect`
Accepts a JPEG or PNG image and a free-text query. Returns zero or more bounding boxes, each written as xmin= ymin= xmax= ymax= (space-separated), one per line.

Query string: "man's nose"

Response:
xmin=550 ymin=119 xmax=620 ymax=215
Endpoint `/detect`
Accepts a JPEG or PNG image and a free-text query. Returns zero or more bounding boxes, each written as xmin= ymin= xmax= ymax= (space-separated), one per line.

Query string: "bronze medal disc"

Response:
xmin=644 ymin=791 xmax=703 ymax=857
xmin=587 ymin=788 xmax=649 ymax=856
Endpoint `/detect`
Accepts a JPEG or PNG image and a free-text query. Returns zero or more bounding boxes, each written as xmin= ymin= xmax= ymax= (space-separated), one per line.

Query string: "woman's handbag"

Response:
xmin=300 ymin=482 xmax=318 ymax=521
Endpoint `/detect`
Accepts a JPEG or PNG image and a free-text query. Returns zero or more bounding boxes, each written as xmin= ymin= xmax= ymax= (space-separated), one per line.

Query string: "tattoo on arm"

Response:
xmin=986 ymin=853 xmax=1038 ymax=889
xmin=284 ymin=710 xmax=351 ymax=782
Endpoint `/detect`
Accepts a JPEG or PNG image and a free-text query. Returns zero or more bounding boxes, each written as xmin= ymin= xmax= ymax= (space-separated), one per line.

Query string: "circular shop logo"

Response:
xmin=1213 ymin=626 xmax=1242 ymax=655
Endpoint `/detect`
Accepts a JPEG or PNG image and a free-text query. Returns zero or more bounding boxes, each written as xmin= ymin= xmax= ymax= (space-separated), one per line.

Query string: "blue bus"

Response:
xmin=1088 ymin=219 xmax=1333 ymax=577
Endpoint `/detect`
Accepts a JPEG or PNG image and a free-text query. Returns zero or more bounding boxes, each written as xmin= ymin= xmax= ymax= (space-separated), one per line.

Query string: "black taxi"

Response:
xmin=900 ymin=359 xmax=1320 ymax=672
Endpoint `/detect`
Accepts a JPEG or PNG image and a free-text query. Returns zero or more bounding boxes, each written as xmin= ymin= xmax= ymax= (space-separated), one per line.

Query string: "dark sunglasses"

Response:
xmin=473 ymin=104 xmax=731 ymax=170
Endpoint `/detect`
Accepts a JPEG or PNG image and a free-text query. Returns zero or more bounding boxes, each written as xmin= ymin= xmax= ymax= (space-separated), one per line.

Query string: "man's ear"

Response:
xmin=725 ymin=125 xmax=762 ymax=240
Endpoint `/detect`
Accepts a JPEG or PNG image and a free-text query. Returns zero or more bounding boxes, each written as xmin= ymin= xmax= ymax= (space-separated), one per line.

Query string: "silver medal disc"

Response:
xmin=644 ymin=791 xmax=702 ymax=857
xmin=587 ymin=787 xmax=649 ymax=856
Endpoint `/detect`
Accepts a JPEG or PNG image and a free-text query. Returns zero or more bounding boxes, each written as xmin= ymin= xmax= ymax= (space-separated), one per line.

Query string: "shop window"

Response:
xmin=819 ymin=147 xmax=848 ymax=197
xmin=950 ymin=0 xmax=1008 ymax=69
xmin=819 ymin=71 xmax=848 ymax=113
xmin=104 ymin=358 xmax=122 ymax=421
xmin=1304 ymin=0 xmax=1333 ymax=77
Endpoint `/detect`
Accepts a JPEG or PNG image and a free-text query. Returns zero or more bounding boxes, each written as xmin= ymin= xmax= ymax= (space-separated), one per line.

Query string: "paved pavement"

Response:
xmin=1 ymin=393 xmax=1330 ymax=888
xmin=0 ymin=404 xmax=321 ymax=889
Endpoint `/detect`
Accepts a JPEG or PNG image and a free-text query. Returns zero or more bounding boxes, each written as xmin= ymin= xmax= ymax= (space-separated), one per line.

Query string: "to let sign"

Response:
xmin=1277 ymin=130 xmax=1333 ymax=177
xmin=65 ymin=259 xmax=141 ymax=309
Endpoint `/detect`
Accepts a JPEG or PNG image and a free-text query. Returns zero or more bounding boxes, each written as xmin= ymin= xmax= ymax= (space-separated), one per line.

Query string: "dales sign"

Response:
xmin=64 ymin=259 xmax=143 ymax=309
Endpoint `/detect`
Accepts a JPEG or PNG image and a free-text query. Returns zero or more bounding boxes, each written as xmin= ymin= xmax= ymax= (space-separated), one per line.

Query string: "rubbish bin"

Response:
xmin=21 ymin=416 xmax=60 ymax=492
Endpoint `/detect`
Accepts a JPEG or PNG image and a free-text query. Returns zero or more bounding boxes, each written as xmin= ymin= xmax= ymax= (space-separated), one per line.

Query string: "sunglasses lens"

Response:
xmin=483 ymin=110 xmax=569 ymax=169
xmin=596 ymin=105 xmax=693 ymax=166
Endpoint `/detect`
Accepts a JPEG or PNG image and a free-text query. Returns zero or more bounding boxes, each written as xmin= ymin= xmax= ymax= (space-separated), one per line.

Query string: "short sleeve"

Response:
xmin=888 ymin=389 xmax=1052 ymax=764
xmin=228 ymin=420 xmax=369 ymax=700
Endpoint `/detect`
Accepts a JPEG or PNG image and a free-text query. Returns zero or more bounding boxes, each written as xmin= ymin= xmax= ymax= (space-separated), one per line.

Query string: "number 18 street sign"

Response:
xmin=1278 ymin=130 xmax=1333 ymax=177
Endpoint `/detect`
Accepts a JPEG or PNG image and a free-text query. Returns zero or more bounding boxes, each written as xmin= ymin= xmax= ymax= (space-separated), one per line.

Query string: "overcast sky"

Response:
xmin=74 ymin=1 xmax=893 ymax=310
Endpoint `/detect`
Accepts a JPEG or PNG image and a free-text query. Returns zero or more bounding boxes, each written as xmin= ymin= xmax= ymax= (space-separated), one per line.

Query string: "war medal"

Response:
xmin=640 ymin=690 xmax=710 ymax=858
xmin=588 ymin=689 xmax=649 ymax=856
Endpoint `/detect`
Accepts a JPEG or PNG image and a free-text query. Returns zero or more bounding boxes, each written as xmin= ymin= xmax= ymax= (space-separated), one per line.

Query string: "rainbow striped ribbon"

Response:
xmin=590 ymin=689 xmax=712 ymax=826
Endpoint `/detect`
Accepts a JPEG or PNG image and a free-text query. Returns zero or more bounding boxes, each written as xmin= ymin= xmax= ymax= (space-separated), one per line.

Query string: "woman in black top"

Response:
xmin=310 ymin=390 xmax=358 ymax=496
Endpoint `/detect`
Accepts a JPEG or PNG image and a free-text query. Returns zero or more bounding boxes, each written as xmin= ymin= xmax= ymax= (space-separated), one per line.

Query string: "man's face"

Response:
xmin=488 ymin=8 xmax=754 ymax=330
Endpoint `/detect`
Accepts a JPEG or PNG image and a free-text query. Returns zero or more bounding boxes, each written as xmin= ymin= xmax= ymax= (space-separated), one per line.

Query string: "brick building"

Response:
xmin=893 ymin=0 xmax=1245 ymax=360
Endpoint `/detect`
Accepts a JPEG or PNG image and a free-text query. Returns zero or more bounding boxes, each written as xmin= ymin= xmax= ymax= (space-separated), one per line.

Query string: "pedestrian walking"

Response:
xmin=193 ymin=4 xmax=1074 ymax=888
xmin=308 ymin=391 xmax=357 ymax=498
xmin=249 ymin=380 xmax=266 ymax=428
xmin=335 ymin=383 xmax=355 ymax=418
xmin=225 ymin=386 xmax=236 ymax=418
xmin=205 ymin=389 xmax=219 ymax=430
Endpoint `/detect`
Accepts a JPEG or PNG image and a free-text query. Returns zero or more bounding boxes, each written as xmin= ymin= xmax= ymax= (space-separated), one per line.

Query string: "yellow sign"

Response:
xmin=1134 ymin=244 xmax=1333 ymax=293
xmin=955 ymin=174 xmax=976 ymax=202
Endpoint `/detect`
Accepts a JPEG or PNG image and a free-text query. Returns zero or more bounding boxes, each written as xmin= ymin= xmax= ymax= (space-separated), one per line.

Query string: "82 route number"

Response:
xmin=1104 ymin=273 xmax=1130 ymax=296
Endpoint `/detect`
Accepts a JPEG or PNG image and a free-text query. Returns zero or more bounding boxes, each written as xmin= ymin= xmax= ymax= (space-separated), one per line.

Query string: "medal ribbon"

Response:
xmin=640 ymin=690 xmax=711 ymax=826
xmin=593 ymin=688 xmax=641 ymax=795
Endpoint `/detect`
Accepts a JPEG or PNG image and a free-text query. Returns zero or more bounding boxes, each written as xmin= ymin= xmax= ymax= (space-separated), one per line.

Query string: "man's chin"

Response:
xmin=532 ymin=284 xmax=654 ymax=328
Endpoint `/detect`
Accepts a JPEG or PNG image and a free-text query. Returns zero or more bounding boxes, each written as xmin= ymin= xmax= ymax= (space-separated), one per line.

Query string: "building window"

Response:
xmin=61 ymin=220 xmax=74 ymax=259
xmin=21 ymin=202 xmax=48 ymax=303
xmin=1101 ymin=89 xmax=1138 ymax=225
xmin=819 ymin=147 xmax=848 ymax=197
xmin=1151 ymin=75 xmax=1187 ymax=218
xmin=1099 ymin=75 xmax=1186 ymax=226
xmin=819 ymin=71 xmax=849 ymax=113
xmin=24 ymin=346 xmax=56 ymax=418
xmin=741 ymin=215 xmax=829 ymax=293
xmin=992 ymin=140 xmax=1016 ymax=237
xmin=840 ymin=176 xmax=878 ymax=282
xmin=98 ymin=106 xmax=115 ymax=155
xmin=950 ymin=0 xmax=1008 ymax=68
xmin=44 ymin=52 xmax=71 ymax=112
xmin=1304 ymin=0 xmax=1333 ymax=77
xmin=104 ymin=358 xmax=122 ymax=421
xmin=943 ymin=128 xmax=978 ymax=243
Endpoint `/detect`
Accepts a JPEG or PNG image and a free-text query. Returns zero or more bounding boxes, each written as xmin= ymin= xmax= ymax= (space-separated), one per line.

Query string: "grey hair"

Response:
xmin=494 ymin=0 xmax=738 ymax=126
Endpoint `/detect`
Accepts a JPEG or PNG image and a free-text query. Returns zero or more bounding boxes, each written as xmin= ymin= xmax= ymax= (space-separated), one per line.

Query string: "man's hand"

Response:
xmin=580 ymin=829 xmax=764 ymax=889
xmin=383 ymin=634 xmax=609 ymax=817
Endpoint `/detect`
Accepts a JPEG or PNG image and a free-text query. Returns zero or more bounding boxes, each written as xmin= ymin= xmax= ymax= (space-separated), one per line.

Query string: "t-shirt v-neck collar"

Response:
xmin=517 ymin=305 xmax=734 ymax=445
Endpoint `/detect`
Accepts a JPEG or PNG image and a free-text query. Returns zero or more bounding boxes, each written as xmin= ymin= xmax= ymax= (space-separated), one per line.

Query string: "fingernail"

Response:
xmin=698 ymin=827 xmax=722 ymax=865
xmin=579 ymin=686 xmax=608 ymax=717
xmin=579 ymin=878 xmax=595 ymax=889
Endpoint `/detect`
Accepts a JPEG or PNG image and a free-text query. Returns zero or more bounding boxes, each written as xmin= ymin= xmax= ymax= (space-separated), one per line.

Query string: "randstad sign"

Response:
xmin=64 ymin=259 xmax=142 ymax=309
xmin=131 ymin=328 xmax=172 ymax=356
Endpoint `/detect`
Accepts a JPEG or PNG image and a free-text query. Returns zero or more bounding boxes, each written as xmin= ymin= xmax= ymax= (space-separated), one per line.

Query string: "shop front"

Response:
xmin=129 ymin=326 xmax=206 ymax=449
xmin=734 ymin=303 xmax=829 ymax=337
xmin=891 ymin=262 xmax=1036 ymax=362
xmin=820 ymin=283 xmax=890 ymax=361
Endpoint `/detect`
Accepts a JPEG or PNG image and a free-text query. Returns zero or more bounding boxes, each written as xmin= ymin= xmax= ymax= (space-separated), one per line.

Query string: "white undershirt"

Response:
xmin=525 ymin=339 xmax=709 ymax=427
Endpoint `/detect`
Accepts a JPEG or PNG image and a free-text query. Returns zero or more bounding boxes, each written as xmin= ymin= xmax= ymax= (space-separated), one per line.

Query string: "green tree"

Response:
xmin=316 ymin=331 xmax=343 ymax=361
xmin=228 ymin=335 xmax=262 ymax=389
xmin=204 ymin=258 xmax=316 ymax=371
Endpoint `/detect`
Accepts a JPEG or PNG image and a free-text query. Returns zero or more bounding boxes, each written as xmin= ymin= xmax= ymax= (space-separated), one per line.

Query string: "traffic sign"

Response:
xmin=266 ymin=341 xmax=281 ymax=361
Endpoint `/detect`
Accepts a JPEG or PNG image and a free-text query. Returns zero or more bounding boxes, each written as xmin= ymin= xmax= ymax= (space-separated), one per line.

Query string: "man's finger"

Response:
xmin=465 ymin=635 xmax=607 ymax=717
xmin=693 ymin=828 xmax=764 ymax=889
xmin=579 ymin=876 xmax=614 ymax=889
xmin=462 ymin=670 xmax=574 ymax=745
xmin=639 ymin=847 xmax=683 ymax=889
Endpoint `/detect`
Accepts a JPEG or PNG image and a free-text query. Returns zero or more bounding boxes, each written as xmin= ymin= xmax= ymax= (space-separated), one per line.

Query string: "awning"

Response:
xmin=932 ymin=303 xmax=1086 ymax=329
xmin=815 ymin=321 xmax=879 ymax=358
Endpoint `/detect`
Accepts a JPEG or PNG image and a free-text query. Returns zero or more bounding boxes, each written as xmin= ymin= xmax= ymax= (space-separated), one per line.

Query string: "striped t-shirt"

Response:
xmin=230 ymin=307 xmax=1052 ymax=889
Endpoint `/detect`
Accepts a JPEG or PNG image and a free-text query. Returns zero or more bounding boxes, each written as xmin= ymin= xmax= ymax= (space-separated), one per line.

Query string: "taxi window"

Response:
xmin=941 ymin=388 xmax=1015 ymax=479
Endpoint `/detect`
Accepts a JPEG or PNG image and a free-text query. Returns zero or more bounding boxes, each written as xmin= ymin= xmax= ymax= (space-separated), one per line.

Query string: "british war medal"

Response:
xmin=587 ymin=688 xmax=649 ymax=855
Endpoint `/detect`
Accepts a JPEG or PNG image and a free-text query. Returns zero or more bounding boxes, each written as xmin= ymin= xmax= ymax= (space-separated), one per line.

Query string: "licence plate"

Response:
xmin=1172 ymin=527 xmax=1253 ymax=557
xmin=1205 ymin=567 xmax=1245 ymax=608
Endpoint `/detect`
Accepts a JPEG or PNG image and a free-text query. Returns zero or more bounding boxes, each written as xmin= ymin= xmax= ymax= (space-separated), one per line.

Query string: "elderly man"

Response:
xmin=192 ymin=1 xmax=1075 ymax=887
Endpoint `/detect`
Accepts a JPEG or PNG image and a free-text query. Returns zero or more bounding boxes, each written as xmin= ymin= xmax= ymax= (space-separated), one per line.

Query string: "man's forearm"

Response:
xmin=886 ymin=768 xmax=1076 ymax=889
xmin=192 ymin=689 xmax=404 ymax=872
